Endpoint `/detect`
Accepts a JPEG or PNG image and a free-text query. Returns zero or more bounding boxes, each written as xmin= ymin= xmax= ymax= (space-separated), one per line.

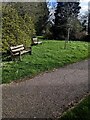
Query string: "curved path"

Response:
xmin=2 ymin=59 xmax=89 ymax=118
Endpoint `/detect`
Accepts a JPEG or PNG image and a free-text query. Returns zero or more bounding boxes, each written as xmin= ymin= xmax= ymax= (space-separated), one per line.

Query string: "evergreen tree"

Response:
xmin=11 ymin=2 xmax=49 ymax=35
xmin=2 ymin=3 xmax=35 ymax=52
xmin=2 ymin=2 xmax=49 ymax=52
xmin=52 ymin=2 xmax=81 ymax=40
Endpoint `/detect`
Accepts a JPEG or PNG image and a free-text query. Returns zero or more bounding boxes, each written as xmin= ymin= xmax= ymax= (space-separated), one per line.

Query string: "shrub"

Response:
xmin=2 ymin=4 xmax=35 ymax=53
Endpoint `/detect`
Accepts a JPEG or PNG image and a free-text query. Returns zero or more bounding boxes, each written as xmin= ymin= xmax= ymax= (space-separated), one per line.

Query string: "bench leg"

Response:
xmin=19 ymin=51 xmax=22 ymax=61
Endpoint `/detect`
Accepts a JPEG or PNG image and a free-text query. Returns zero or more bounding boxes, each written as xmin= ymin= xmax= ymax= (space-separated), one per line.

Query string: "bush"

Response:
xmin=2 ymin=4 xmax=35 ymax=53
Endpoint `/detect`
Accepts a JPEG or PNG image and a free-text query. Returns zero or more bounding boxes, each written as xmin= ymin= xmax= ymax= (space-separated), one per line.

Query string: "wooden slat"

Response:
xmin=13 ymin=52 xmax=19 ymax=56
xmin=11 ymin=47 xmax=24 ymax=52
xmin=21 ymin=50 xmax=30 ymax=54
xmin=13 ymin=50 xmax=30 ymax=55
xmin=38 ymin=41 xmax=42 ymax=44
xmin=10 ymin=44 xmax=24 ymax=50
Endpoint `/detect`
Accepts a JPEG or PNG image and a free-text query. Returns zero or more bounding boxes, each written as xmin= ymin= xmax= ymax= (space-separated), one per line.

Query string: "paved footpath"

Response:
xmin=2 ymin=59 xmax=89 ymax=118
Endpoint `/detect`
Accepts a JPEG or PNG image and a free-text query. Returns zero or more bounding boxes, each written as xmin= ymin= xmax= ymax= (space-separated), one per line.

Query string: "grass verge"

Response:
xmin=59 ymin=94 xmax=90 ymax=120
xmin=2 ymin=40 xmax=89 ymax=83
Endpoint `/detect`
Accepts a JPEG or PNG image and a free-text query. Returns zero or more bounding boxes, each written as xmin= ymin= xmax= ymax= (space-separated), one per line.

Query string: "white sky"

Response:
xmin=80 ymin=0 xmax=89 ymax=13
xmin=47 ymin=0 xmax=89 ymax=14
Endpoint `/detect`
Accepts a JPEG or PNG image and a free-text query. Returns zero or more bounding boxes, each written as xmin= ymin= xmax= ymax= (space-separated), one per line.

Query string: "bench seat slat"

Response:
xmin=33 ymin=41 xmax=42 ymax=44
xmin=38 ymin=41 xmax=42 ymax=44
xmin=21 ymin=50 xmax=30 ymax=54
xmin=13 ymin=50 xmax=30 ymax=56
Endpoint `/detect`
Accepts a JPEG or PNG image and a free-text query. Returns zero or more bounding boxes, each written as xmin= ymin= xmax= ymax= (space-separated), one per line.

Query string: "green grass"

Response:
xmin=2 ymin=40 xmax=89 ymax=83
xmin=60 ymin=95 xmax=90 ymax=120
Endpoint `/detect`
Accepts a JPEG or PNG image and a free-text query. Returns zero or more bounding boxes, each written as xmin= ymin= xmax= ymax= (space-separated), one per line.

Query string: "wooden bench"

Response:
xmin=10 ymin=44 xmax=32 ymax=61
xmin=31 ymin=37 xmax=42 ymax=46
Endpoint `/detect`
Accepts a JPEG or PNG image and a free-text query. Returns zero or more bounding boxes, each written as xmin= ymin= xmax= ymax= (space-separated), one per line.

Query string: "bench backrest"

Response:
xmin=10 ymin=44 xmax=25 ymax=53
xmin=32 ymin=38 xmax=38 ymax=43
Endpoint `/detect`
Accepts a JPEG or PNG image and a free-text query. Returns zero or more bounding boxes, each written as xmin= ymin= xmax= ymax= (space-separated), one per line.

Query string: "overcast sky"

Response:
xmin=80 ymin=0 xmax=89 ymax=13
xmin=47 ymin=0 xmax=89 ymax=23
xmin=47 ymin=0 xmax=89 ymax=14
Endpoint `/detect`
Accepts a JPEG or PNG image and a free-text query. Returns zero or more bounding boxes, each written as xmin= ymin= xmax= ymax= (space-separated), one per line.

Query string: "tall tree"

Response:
xmin=79 ymin=12 xmax=88 ymax=34
xmin=52 ymin=2 xmax=81 ymax=41
xmin=10 ymin=2 xmax=49 ymax=35
xmin=2 ymin=3 xmax=35 ymax=52
xmin=2 ymin=2 xmax=49 ymax=52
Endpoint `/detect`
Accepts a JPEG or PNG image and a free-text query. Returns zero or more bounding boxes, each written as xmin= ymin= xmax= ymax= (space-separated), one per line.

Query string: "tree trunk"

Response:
xmin=64 ymin=28 xmax=70 ymax=49
xmin=67 ymin=28 xmax=70 ymax=41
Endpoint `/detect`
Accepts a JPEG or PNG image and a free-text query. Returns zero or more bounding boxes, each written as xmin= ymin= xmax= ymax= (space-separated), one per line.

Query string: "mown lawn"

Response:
xmin=2 ymin=40 xmax=89 ymax=83
xmin=60 ymin=95 xmax=90 ymax=120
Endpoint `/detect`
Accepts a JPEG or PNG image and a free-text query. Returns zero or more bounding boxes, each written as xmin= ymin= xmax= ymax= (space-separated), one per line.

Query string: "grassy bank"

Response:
xmin=2 ymin=40 xmax=89 ymax=83
xmin=60 ymin=95 xmax=90 ymax=120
